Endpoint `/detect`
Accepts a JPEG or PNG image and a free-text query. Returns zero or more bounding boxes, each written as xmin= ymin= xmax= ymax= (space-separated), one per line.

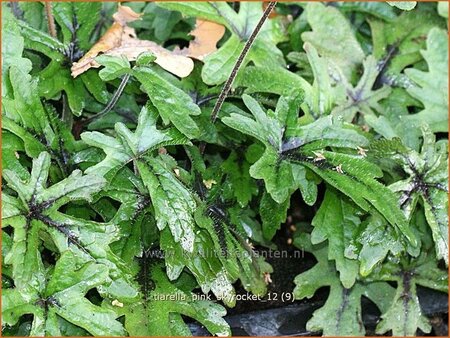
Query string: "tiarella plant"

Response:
xmin=1 ymin=1 xmax=448 ymax=337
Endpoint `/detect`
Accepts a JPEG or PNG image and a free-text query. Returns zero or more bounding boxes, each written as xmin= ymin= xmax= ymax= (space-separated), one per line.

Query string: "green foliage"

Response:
xmin=158 ymin=1 xmax=286 ymax=85
xmin=405 ymin=28 xmax=449 ymax=132
xmin=302 ymin=2 xmax=365 ymax=80
xmin=2 ymin=1 xmax=447 ymax=337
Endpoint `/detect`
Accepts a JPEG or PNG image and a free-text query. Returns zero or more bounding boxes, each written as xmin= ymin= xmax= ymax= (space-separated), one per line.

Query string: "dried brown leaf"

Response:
xmin=186 ymin=19 xmax=225 ymax=61
xmin=71 ymin=5 xmax=194 ymax=78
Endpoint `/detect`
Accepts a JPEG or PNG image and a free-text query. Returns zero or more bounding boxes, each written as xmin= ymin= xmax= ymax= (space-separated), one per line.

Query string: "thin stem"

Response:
xmin=82 ymin=73 xmax=131 ymax=125
xmin=44 ymin=2 xmax=57 ymax=38
xmin=200 ymin=1 xmax=277 ymax=155
xmin=209 ymin=1 xmax=277 ymax=125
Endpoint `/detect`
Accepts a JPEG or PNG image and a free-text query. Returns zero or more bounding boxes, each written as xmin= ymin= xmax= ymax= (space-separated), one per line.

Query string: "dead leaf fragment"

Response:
xmin=113 ymin=4 xmax=142 ymax=25
xmin=71 ymin=5 xmax=194 ymax=78
xmin=112 ymin=299 xmax=124 ymax=307
xmin=186 ymin=20 xmax=225 ymax=60
xmin=264 ymin=272 xmax=272 ymax=284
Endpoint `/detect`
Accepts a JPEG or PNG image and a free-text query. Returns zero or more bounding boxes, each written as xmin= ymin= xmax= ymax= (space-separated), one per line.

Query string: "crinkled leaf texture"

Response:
xmin=373 ymin=253 xmax=447 ymax=336
xmin=81 ymin=103 xmax=269 ymax=308
xmin=223 ymin=94 xmax=417 ymax=246
xmin=294 ymin=233 xmax=447 ymax=336
xmin=405 ymin=28 xmax=449 ymax=132
xmin=302 ymin=2 xmax=365 ymax=80
xmin=293 ymin=233 xmax=395 ymax=336
xmin=370 ymin=127 xmax=449 ymax=265
xmin=104 ymin=263 xmax=231 ymax=336
xmin=2 ymin=251 xmax=126 ymax=336
xmin=10 ymin=3 xmax=108 ymax=114
xmin=2 ymin=152 xmax=138 ymax=300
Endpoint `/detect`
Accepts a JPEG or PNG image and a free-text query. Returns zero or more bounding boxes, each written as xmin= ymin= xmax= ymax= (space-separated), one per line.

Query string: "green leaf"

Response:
xmin=2 ymin=252 xmax=126 ymax=336
xmin=386 ymin=1 xmax=417 ymax=11
xmin=332 ymin=55 xmax=391 ymax=122
xmin=334 ymin=2 xmax=397 ymax=21
xmin=293 ymin=233 xmax=396 ymax=336
xmin=52 ymin=2 xmax=102 ymax=51
xmin=250 ymin=147 xmax=294 ymax=204
xmin=133 ymin=66 xmax=201 ymax=138
xmin=373 ymin=252 xmax=448 ymax=335
xmin=438 ymin=2 xmax=448 ymax=18
xmin=159 ymin=1 xmax=285 ymax=85
xmin=156 ymin=2 xmax=230 ymax=27
xmin=81 ymin=103 xmax=190 ymax=177
xmin=1 ymin=5 xmax=32 ymax=97
xmin=373 ymin=128 xmax=449 ymax=265
xmin=108 ymin=263 xmax=231 ymax=336
xmin=237 ymin=65 xmax=309 ymax=98
xmin=302 ymin=2 xmax=365 ymax=80
xmin=302 ymin=152 xmax=418 ymax=246
xmin=2 ymin=152 xmax=138 ymax=300
xmin=96 ymin=55 xmax=131 ymax=82
xmin=137 ymin=156 xmax=197 ymax=253
xmin=223 ymin=96 xmax=371 ymax=206
xmin=405 ymin=28 xmax=449 ymax=132
xmin=301 ymin=43 xmax=345 ymax=118
xmin=369 ymin=7 xmax=445 ymax=76
xmin=15 ymin=13 xmax=109 ymax=115
xmin=222 ymin=151 xmax=258 ymax=207
xmin=357 ymin=214 xmax=405 ymax=276
xmin=311 ymin=189 xmax=360 ymax=288
xmin=260 ymin=191 xmax=290 ymax=241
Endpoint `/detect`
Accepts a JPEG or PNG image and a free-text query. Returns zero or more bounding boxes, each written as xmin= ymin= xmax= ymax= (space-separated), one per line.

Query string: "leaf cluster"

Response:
xmin=1 ymin=1 xmax=448 ymax=336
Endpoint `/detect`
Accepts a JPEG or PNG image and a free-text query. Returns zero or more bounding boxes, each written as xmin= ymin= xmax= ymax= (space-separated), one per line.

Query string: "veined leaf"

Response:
xmin=133 ymin=66 xmax=201 ymax=138
xmin=106 ymin=263 xmax=231 ymax=336
xmin=2 ymin=152 xmax=138 ymax=300
xmin=81 ymin=103 xmax=190 ymax=177
xmin=332 ymin=55 xmax=391 ymax=122
xmin=2 ymin=251 xmax=126 ymax=336
xmin=311 ymin=189 xmax=360 ymax=288
xmin=371 ymin=127 xmax=448 ymax=265
xmin=293 ymin=233 xmax=396 ymax=336
xmin=373 ymin=252 xmax=447 ymax=335
xmin=405 ymin=28 xmax=449 ymax=132
xmin=302 ymin=2 xmax=365 ymax=80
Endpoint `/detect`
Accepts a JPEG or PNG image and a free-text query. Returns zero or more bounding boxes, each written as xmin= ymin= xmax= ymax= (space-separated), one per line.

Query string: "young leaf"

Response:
xmin=302 ymin=2 xmax=365 ymax=79
xmin=133 ymin=66 xmax=201 ymax=138
xmin=405 ymin=28 xmax=449 ymax=132
xmin=310 ymin=189 xmax=360 ymax=288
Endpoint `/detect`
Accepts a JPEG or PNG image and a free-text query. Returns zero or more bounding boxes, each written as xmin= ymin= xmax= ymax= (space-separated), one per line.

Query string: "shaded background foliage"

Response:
xmin=1 ymin=1 xmax=448 ymax=336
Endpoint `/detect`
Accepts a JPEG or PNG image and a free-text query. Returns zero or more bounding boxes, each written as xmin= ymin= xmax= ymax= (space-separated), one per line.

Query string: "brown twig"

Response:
xmin=44 ymin=2 xmax=57 ymax=38
xmin=200 ymin=1 xmax=277 ymax=155
xmin=209 ymin=1 xmax=277 ymax=125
